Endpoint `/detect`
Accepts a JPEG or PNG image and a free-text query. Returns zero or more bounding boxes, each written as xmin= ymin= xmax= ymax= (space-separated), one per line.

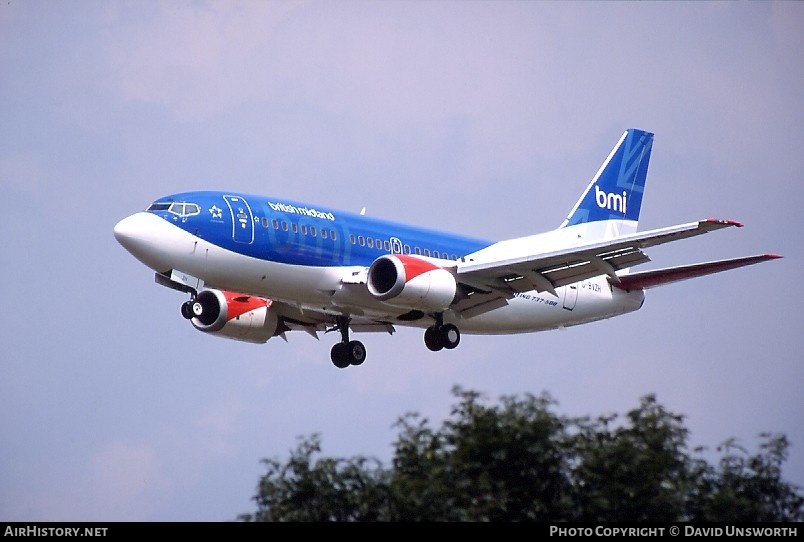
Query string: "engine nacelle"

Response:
xmin=366 ymin=254 xmax=457 ymax=311
xmin=190 ymin=289 xmax=279 ymax=344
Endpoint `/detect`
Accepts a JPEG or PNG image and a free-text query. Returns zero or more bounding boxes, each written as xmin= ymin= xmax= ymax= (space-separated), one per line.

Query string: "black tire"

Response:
xmin=330 ymin=343 xmax=350 ymax=369
xmin=180 ymin=301 xmax=194 ymax=320
xmin=348 ymin=341 xmax=366 ymax=366
xmin=424 ymin=326 xmax=444 ymax=351
xmin=440 ymin=324 xmax=460 ymax=350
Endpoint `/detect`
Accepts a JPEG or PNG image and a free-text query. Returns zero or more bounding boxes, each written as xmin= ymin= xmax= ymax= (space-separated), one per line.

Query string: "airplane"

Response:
xmin=113 ymin=129 xmax=780 ymax=368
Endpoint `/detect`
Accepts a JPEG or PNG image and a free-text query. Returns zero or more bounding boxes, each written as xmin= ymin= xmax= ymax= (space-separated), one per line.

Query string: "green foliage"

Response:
xmin=570 ymin=395 xmax=691 ymax=521
xmin=240 ymin=388 xmax=803 ymax=522
xmin=686 ymin=434 xmax=803 ymax=521
xmin=391 ymin=388 xmax=575 ymax=521
xmin=238 ymin=434 xmax=391 ymax=522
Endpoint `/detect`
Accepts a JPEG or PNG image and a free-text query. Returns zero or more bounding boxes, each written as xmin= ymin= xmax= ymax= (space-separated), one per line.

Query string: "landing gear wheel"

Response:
xmin=425 ymin=324 xmax=460 ymax=351
xmin=330 ymin=341 xmax=367 ymax=368
xmin=424 ymin=326 xmax=444 ymax=351
xmin=330 ymin=316 xmax=367 ymax=368
xmin=348 ymin=341 xmax=366 ymax=366
xmin=440 ymin=324 xmax=460 ymax=350
xmin=180 ymin=301 xmax=194 ymax=320
xmin=330 ymin=343 xmax=350 ymax=369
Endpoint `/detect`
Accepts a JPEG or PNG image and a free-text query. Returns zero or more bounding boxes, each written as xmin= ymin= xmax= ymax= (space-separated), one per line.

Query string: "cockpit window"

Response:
xmin=148 ymin=202 xmax=201 ymax=217
xmin=177 ymin=203 xmax=200 ymax=216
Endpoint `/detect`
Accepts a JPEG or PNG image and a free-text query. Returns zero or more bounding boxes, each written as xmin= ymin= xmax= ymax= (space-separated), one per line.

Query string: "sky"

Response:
xmin=1 ymin=1 xmax=802 ymax=521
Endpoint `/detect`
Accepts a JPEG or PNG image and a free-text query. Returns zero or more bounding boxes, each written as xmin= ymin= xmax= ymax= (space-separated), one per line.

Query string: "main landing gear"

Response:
xmin=330 ymin=316 xmax=366 ymax=369
xmin=424 ymin=316 xmax=460 ymax=352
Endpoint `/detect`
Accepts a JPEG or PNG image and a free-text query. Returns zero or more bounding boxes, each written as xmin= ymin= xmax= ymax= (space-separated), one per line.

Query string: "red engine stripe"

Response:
xmin=396 ymin=255 xmax=440 ymax=282
xmin=223 ymin=290 xmax=271 ymax=321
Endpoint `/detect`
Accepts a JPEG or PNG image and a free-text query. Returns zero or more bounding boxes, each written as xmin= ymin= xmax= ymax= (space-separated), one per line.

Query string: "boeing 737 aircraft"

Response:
xmin=114 ymin=129 xmax=780 ymax=368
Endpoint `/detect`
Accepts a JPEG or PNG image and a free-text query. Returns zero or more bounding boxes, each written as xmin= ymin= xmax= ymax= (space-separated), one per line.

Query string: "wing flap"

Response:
xmin=610 ymin=254 xmax=781 ymax=290
xmin=452 ymin=293 xmax=509 ymax=318
xmin=349 ymin=323 xmax=396 ymax=334
xmin=270 ymin=300 xmax=399 ymax=338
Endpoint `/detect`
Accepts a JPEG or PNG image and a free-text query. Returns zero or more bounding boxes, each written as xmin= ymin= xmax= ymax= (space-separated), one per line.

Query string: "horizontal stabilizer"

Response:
xmin=610 ymin=254 xmax=781 ymax=290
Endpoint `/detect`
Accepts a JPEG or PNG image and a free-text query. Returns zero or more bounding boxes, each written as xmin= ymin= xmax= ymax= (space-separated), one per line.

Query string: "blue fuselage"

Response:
xmin=148 ymin=191 xmax=491 ymax=268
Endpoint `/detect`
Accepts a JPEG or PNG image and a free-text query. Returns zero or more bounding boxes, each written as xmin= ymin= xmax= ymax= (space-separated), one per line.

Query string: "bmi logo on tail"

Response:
xmin=595 ymin=185 xmax=628 ymax=213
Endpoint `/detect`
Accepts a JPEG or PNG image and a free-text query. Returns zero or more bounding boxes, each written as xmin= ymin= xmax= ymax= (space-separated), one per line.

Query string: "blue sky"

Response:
xmin=1 ymin=1 xmax=801 ymax=521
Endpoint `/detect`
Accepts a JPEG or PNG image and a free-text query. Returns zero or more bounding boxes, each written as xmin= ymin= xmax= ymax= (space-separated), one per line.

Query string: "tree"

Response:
xmin=686 ymin=433 xmax=803 ymax=522
xmin=391 ymin=388 xmax=575 ymax=521
xmin=569 ymin=395 xmax=691 ymax=521
xmin=238 ymin=434 xmax=391 ymax=522
xmin=240 ymin=388 xmax=803 ymax=521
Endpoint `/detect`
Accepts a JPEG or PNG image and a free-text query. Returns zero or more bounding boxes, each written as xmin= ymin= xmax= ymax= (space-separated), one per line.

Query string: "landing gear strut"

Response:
xmin=424 ymin=314 xmax=460 ymax=352
xmin=330 ymin=316 xmax=366 ymax=369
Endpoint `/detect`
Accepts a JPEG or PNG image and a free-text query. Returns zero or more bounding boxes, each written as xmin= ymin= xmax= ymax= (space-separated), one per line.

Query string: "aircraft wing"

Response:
xmin=453 ymin=219 xmax=743 ymax=314
xmin=609 ymin=254 xmax=781 ymax=290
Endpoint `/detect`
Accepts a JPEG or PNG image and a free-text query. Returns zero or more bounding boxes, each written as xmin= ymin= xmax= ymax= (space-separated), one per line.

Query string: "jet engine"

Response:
xmin=366 ymin=254 xmax=457 ymax=311
xmin=186 ymin=289 xmax=279 ymax=344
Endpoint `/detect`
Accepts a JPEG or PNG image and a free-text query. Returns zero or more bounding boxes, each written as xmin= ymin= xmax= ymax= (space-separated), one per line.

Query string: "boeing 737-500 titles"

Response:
xmin=114 ymin=129 xmax=780 ymax=368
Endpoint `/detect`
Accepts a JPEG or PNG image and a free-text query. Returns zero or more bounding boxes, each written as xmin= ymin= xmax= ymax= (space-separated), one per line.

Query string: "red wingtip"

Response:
xmin=705 ymin=218 xmax=744 ymax=227
xmin=764 ymin=253 xmax=783 ymax=259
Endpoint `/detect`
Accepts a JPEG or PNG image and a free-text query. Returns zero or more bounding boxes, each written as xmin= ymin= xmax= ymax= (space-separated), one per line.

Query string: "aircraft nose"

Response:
xmin=113 ymin=212 xmax=177 ymax=271
xmin=113 ymin=214 xmax=140 ymax=248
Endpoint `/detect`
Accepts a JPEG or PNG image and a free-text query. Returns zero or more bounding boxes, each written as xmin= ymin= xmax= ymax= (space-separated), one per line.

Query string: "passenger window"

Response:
xmin=415 ymin=247 xmax=421 ymax=255
xmin=384 ymin=240 xmax=390 ymax=251
xmin=367 ymin=238 xmax=374 ymax=248
xmin=301 ymin=225 xmax=307 ymax=235
xmin=403 ymin=245 xmax=411 ymax=254
xmin=358 ymin=235 xmax=365 ymax=246
xmin=424 ymin=249 xmax=430 ymax=257
xmin=272 ymin=219 xmax=279 ymax=229
xmin=350 ymin=234 xmax=356 ymax=244
xmin=311 ymin=227 xmax=316 ymax=237
xmin=261 ymin=218 xmax=268 ymax=228
xmin=433 ymin=250 xmax=440 ymax=259
xmin=331 ymin=231 xmax=337 ymax=241
xmin=292 ymin=223 xmax=298 ymax=233
xmin=322 ymin=229 xmax=328 ymax=239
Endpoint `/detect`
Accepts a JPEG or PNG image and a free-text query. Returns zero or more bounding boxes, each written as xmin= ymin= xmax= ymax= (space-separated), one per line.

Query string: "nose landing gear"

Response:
xmin=181 ymin=300 xmax=195 ymax=320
